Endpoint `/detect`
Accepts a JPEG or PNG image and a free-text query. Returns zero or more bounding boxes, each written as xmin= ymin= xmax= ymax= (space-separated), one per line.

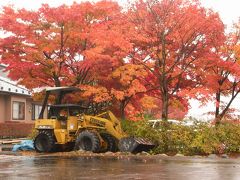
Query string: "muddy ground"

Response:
xmin=1 ymin=150 xmax=240 ymax=162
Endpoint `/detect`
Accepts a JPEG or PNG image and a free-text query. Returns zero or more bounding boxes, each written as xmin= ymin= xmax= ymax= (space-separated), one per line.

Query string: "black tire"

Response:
xmin=100 ymin=133 xmax=118 ymax=152
xmin=74 ymin=131 xmax=101 ymax=153
xmin=34 ymin=130 xmax=55 ymax=153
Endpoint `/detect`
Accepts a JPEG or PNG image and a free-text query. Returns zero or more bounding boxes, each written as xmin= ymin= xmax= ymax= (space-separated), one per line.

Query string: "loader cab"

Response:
xmin=38 ymin=86 xmax=81 ymax=120
xmin=48 ymin=104 xmax=86 ymax=120
xmin=47 ymin=104 xmax=87 ymax=129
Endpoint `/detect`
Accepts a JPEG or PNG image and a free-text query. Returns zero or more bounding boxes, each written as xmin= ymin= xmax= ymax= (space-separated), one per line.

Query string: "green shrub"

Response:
xmin=121 ymin=119 xmax=160 ymax=143
xmin=216 ymin=123 xmax=240 ymax=153
xmin=122 ymin=119 xmax=240 ymax=155
xmin=191 ymin=123 xmax=220 ymax=154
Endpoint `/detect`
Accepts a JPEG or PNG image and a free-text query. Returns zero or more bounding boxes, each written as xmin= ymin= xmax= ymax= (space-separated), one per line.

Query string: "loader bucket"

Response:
xmin=118 ymin=137 xmax=155 ymax=154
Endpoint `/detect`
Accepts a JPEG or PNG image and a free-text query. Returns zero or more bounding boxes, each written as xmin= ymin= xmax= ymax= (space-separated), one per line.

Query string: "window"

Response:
xmin=12 ymin=101 xmax=25 ymax=120
xmin=32 ymin=104 xmax=42 ymax=120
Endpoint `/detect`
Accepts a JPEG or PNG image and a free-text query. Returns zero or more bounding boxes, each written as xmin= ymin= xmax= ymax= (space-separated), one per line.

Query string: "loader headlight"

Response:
xmin=37 ymin=125 xmax=53 ymax=129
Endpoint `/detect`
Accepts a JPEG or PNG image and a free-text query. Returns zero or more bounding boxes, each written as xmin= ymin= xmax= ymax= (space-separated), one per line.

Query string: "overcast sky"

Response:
xmin=1 ymin=0 xmax=240 ymax=120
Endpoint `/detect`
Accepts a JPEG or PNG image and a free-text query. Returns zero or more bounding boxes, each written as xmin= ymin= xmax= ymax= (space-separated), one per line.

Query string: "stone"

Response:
xmin=208 ymin=154 xmax=218 ymax=159
xmin=140 ymin=151 xmax=150 ymax=155
xmin=105 ymin=151 xmax=114 ymax=155
xmin=221 ymin=154 xmax=229 ymax=158
xmin=175 ymin=154 xmax=184 ymax=157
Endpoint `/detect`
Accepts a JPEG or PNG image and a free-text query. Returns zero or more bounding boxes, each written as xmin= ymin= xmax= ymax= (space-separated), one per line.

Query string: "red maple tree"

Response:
xmin=0 ymin=1 xmax=121 ymax=88
xmin=0 ymin=0 xmax=235 ymax=122
xmin=204 ymin=23 xmax=240 ymax=123
xmin=126 ymin=0 xmax=225 ymax=120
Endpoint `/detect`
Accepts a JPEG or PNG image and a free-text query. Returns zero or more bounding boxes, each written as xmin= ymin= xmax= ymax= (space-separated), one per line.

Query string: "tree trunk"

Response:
xmin=120 ymin=101 xmax=126 ymax=120
xmin=162 ymin=92 xmax=169 ymax=121
xmin=54 ymin=77 xmax=61 ymax=104
xmin=219 ymin=93 xmax=239 ymax=120
xmin=216 ymin=89 xmax=240 ymax=126
xmin=161 ymin=74 xmax=169 ymax=121
xmin=157 ymin=31 xmax=169 ymax=121
xmin=215 ymin=90 xmax=222 ymax=126
xmin=215 ymin=91 xmax=220 ymax=118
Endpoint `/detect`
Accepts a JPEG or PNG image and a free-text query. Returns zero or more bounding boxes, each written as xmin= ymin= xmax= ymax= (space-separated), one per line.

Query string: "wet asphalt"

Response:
xmin=0 ymin=155 xmax=240 ymax=180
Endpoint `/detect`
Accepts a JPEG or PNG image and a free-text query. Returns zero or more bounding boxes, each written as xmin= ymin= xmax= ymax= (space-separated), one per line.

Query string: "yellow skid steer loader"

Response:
xmin=33 ymin=87 xmax=155 ymax=153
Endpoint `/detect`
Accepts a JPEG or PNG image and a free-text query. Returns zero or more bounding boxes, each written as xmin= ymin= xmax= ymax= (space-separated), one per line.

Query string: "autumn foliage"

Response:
xmin=0 ymin=0 xmax=240 ymax=122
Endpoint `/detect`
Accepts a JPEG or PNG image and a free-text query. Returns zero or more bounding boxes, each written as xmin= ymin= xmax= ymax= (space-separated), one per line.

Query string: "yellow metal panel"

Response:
xmin=83 ymin=113 xmax=125 ymax=140
xmin=54 ymin=129 xmax=67 ymax=144
xmin=67 ymin=116 xmax=78 ymax=131
xmin=35 ymin=119 xmax=61 ymax=129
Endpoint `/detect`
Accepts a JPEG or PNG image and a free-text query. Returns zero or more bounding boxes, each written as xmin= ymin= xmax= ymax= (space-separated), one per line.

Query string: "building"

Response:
xmin=0 ymin=64 xmax=43 ymax=137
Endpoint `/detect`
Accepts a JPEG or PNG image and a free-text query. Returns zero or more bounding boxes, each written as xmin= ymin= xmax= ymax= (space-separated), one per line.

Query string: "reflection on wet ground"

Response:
xmin=0 ymin=155 xmax=240 ymax=180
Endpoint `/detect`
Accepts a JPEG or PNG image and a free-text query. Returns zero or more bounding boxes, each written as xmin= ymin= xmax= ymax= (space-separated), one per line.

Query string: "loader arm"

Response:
xmin=81 ymin=111 xmax=155 ymax=153
xmin=82 ymin=111 xmax=126 ymax=140
xmin=96 ymin=111 xmax=125 ymax=137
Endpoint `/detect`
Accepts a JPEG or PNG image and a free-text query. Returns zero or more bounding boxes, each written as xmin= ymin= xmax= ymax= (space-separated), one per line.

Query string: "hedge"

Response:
xmin=0 ymin=122 xmax=34 ymax=138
